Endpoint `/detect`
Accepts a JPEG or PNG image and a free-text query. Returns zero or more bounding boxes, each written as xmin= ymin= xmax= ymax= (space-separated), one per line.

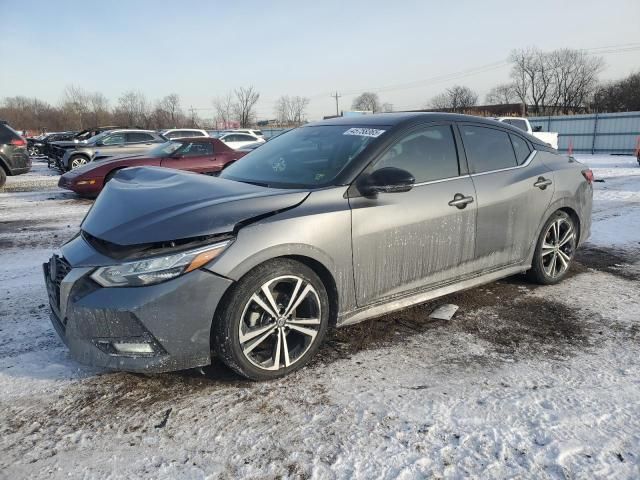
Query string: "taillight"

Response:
xmin=10 ymin=138 xmax=26 ymax=147
xmin=582 ymin=169 xmax=594 ymax=185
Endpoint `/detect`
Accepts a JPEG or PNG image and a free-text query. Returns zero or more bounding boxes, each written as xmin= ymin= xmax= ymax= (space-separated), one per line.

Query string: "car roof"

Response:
xmin=306 ymin=112 xmax=528 ymax=128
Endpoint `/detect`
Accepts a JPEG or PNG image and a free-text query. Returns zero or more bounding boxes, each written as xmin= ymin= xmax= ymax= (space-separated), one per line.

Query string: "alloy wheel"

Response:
xmin=71 ymin=157 xmax=88 ymax=169
xmin=238 ymin=275 xmax=321 ymax=371
xmin=541 ymin=217 xmax=575 ymax=278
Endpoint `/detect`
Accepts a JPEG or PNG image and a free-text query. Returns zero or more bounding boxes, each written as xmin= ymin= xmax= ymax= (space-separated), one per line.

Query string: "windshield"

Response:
xmin=220 ymin=125 xmax=385 ymax=188
xmin=147 ymin=141 xmax=183 ymax=157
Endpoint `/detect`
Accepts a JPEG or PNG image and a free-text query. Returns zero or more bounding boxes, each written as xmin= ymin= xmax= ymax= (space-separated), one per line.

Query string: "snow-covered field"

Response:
xmin=0 ymin=155 xmax=639 ymax=479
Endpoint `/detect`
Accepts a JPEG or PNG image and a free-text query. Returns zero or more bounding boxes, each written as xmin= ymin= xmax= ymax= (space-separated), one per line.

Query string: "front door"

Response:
xmin=349 ymin=123 xmax=477 ymax=306
xmin=161 ymin=141 xmax=221 ymax=174
xmin=458 ymin=124 xmax=555 ymax=267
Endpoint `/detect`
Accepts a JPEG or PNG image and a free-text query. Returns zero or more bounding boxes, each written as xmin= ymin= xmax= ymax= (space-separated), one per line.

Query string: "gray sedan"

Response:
xmin=43 ymin=113 xmax=593 ymax=380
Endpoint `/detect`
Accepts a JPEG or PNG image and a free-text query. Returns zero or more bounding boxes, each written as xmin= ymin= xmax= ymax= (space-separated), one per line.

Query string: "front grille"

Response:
xmin=47 ymin=255 xmax=72 ymax=316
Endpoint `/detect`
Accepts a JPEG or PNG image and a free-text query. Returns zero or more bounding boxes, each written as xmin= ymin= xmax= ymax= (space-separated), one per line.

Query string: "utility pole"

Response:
xmin=189 ymin=105 xmax=196 ymax=127
xmin=330 ymin=91 xmax=341 ymax=116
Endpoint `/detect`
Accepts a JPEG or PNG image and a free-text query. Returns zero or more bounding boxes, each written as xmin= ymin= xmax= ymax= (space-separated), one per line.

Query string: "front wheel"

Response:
xmin=527 ymin=211 xmax=577 ymax=285
xmin=213 ymin=258 xmax=329 ymax=380
xmin=69 ymin=155 xmax=88 ymax=170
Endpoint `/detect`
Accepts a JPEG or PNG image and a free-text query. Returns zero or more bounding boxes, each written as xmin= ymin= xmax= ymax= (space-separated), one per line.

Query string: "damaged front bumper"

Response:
xmin=43 ymin=242 xmax=233 ymax=373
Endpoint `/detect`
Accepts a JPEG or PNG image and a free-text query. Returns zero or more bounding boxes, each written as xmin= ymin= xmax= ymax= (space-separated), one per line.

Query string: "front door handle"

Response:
xmin=534 ymin=177 xmax=553 ymax=189
xmin=448 ymin=193 xmax=474 ymax=209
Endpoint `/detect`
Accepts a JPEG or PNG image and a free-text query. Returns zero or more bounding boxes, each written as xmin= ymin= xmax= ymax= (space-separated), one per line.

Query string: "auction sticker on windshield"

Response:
xmin=343 ymin=128 xmax=386 ymax=138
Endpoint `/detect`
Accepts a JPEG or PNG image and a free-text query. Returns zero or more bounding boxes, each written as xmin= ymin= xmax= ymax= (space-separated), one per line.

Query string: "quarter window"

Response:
xmin=510 ymin=134 xmax=531 ymax=165
xmin=460 ymin=125 xmax=517 ymax=173
xmin=375 ymin=125 xmax=459 ymax=183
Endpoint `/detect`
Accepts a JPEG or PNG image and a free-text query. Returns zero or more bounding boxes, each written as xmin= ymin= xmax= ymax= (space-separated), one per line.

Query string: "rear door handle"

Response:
xmin=448 ymin=193 xmax=474 ymax=209
xmin=534 ymin=177 xmax=553 ymax=189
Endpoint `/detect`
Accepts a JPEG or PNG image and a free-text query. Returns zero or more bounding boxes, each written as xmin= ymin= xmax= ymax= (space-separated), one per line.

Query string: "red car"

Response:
xmin=58 ymin=137 xmax=246 ymax=197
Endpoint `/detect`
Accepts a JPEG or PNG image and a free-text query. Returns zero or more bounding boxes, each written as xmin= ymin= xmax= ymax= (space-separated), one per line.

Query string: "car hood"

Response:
xmin=81 ymin=166 xmax=310 ymax=246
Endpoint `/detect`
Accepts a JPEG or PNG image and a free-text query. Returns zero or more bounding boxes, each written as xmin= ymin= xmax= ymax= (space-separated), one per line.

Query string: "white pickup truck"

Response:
xmin=495 ymin=117 xmax=559 ymax=150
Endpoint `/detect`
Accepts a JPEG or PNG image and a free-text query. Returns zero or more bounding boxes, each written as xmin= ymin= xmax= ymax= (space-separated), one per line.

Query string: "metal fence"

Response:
xmin=529 ymin=111 xmax=640 ymax=155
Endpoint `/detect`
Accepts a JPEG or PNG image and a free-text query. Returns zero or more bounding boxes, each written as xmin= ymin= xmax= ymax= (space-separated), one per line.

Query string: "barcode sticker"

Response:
xmin=343 ymin=128 xmax=386 ymax=138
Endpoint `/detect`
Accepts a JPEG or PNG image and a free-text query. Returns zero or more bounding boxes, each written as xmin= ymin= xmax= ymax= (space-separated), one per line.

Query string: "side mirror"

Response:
xmin=532 ymin=125 xmax=543 ymax=132
xmin=358 ymin=167 xmax=415 ymax=196
xmin=95 ymin=141 xmax=104 ymax=147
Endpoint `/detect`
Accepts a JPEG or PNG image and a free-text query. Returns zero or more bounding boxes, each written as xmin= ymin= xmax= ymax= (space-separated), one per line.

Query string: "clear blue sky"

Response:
xmin=1 ymin=0 xmax=639 ymax=120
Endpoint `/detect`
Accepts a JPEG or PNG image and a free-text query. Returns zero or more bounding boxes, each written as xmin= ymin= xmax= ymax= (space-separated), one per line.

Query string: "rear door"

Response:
xmin=458 ymin=123 xmax=554 ymax=268
xmin=350 ymin=123 xmax=477 ymax=306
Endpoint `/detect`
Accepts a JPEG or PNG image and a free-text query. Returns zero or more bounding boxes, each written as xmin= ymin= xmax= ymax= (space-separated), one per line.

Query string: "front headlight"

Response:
xmin=90 ymin=240 xmax=231 ymax=287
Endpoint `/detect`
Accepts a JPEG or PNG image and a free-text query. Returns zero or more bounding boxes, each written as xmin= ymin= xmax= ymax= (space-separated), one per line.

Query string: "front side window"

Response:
xmin=102 ymin=133 xmax=125 ymax=146
xmin=179 ymin=141 xmax=214 ymax=156
xmin=460 ymin=125 xmax=517 ymax=173
xmin=220 ymin=125 xmax=384 ymax=188
xmin=374 ymin=125 xmax=459 ymax=183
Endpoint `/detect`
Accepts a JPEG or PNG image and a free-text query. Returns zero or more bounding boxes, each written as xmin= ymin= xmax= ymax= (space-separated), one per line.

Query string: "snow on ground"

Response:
xmin=0 ymin=155 xmax=639 ymax=479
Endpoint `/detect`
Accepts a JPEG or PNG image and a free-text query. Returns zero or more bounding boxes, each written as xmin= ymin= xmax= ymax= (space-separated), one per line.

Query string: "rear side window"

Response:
xmin=376 ymin=125 xmax=460 ymax=183
xmin=460 ymin=125 xmax=517 ymax=173
xmin=510 ymin=134 xmax=531 ymax=165
xmin=127 ymin=132 xmax=154 ymax=143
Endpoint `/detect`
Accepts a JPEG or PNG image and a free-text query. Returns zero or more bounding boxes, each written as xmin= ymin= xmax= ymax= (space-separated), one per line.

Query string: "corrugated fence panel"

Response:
xmin=529 ymin=111 xmax=640 ymax=154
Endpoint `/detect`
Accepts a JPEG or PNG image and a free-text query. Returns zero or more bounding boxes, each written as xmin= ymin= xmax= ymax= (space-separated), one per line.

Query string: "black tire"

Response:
xmin=213 ymin=258 xmax=330 ymax=381
xmin=0 ymin=167 xmax=6 ymax=188
xmin=68 ymin=155 xmax=88 ymax=171
xmin=527 ymin=210 xmax=577 ymax=285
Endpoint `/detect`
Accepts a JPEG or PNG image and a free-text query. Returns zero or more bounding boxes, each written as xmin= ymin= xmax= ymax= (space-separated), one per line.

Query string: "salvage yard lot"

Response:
xmin=1 ymin=156 xmax=639 ymax=479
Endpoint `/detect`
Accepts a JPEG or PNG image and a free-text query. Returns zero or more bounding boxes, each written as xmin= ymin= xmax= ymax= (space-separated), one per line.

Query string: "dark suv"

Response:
xmin=0 ymin=121 xmax=31 ymax=187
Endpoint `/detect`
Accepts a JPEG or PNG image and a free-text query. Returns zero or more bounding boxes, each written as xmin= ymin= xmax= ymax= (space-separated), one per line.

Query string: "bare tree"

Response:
xmin=87 ymin=92 xmax=110 ymax=126
xmin=61 ymin=85 xmax=90 ymax=129
xmin=114 ymin=90 xmax=150 ymax=127
xmin=485 ymin=83 xmax=517 ymax=105
xmin=352 ymin=92 xmax=381 ymax=113
xmin=429 ymin=85 xmax=478 ymax=112
xmin=548 ymin=49 xmax=604 ymax=114
xmin=233 ymin=86 xmax=260 ymax=127
xmin=275 ymin=95 xmax=310 ymax=125
xmin=593 ymin=71 xmax=640 ymax=112
xmin=510 ymin=48 xmax=555 ymax=114
xmin=509 ymin=47 xmax=603 ymax=114
xmin=213 ymin=92 xmax=235 ymax=129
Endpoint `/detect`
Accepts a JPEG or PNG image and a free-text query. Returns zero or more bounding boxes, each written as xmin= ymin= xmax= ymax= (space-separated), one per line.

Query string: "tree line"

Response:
xmin=427 ymin=48 xmax=639 ymax=115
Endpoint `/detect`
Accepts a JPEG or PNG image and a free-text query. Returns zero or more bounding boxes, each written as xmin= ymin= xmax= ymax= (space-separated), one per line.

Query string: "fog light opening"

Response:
xmin=111 ymin=341 xmax=155 ymax=355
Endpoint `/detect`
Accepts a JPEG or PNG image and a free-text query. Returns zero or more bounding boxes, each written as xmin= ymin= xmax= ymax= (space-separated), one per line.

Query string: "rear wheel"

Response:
xmin=213 ymin=258 xmax=329 ymax=380
xmin=527 ymin=211 xmax=577 ymax=285
xmin=69 ymin=155 xmax=88 ymax=170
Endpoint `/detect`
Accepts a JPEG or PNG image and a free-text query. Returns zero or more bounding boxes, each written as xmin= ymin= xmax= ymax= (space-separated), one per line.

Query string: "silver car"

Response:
xmin=43 ymin=113 xmax=593 ymax=380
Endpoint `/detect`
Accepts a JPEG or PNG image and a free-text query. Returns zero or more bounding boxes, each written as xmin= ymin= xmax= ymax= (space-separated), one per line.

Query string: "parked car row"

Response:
xmin=44 ymin=127 xmax=265 ymax=171
xmin=58 ymin=137 xmax=248 ymax=196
